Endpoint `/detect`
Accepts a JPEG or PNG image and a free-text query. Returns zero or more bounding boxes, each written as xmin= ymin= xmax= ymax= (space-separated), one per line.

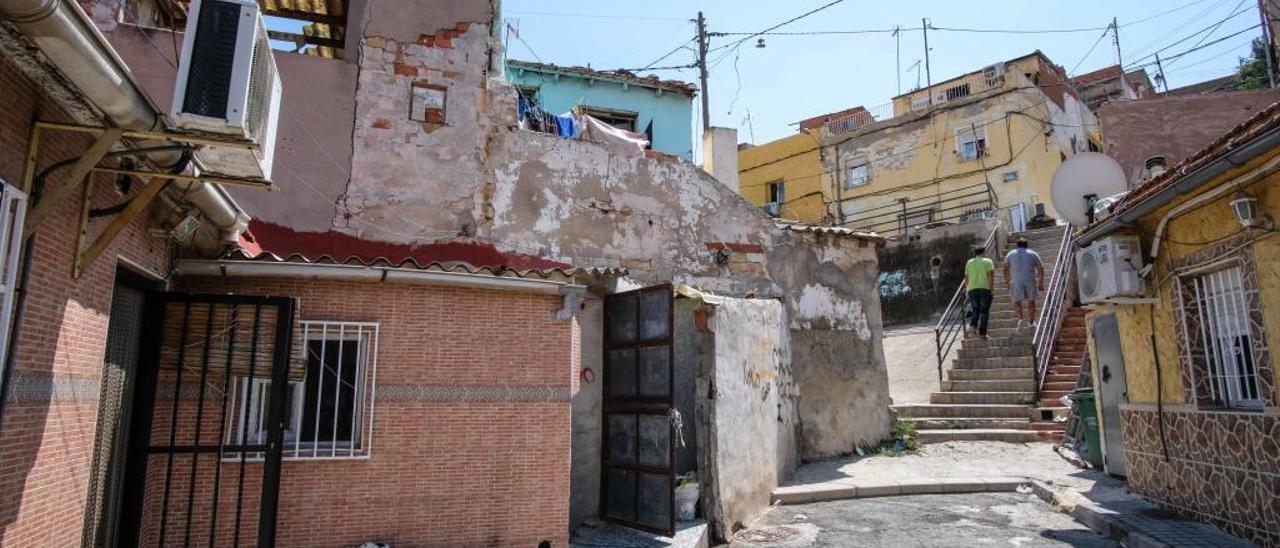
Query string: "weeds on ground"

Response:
xmin=858 ymin=418 xmax=920 ymax=457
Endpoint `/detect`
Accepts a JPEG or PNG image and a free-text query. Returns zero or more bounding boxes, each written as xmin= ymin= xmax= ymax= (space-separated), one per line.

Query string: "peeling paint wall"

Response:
xmin=700 ymin=297 xmax=788 ymax=538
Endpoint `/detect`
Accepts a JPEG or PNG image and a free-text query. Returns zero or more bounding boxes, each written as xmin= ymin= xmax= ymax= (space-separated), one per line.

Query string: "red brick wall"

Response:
xmin=0 ymin=54 xmax=173 ymax=546
xmin=174 ymin=276 xmax=577 ymax=547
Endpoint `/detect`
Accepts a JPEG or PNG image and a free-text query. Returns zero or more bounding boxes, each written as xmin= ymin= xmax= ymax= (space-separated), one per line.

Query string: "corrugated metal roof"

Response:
xmin=507 ymin=59 xmax=698 ymax=96
xmin=221 ymin=247 xmax=628 ymax=281
xmin=775 ymin=221 xmax=885 ymax=242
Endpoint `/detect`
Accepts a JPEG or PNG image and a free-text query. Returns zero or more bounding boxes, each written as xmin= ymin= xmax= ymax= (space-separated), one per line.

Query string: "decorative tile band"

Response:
xmin=375 ymin=384 xmax=570 ymax=402
xmin=1120 ymin=406 xmax=1280 ymax=545
xmin=4 ymin=373 xmax=100 ymax=404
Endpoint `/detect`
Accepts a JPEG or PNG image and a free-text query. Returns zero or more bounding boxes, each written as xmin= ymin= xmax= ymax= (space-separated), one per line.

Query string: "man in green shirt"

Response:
xmin=963 ymin=246 xmax=996 ymax=338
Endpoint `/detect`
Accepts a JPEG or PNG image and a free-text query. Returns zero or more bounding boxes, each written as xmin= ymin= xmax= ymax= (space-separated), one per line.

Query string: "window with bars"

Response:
xmin=227 ymin=321 xmax=379 ymax=458
xmin=1184 ymin=266 xmax=1262 ymax=410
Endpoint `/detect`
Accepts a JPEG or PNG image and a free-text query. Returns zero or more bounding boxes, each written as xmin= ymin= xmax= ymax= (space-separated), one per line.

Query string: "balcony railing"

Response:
xmin=839 ymin=181 xmax=998 ymax=236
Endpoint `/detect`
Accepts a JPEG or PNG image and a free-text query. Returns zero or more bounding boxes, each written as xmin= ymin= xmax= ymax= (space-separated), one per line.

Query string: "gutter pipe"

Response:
xmin=1076 ymin=124 xmax=1280 ymax=248
xmin=174 ymin=259 xmax=588 ymax=296
xmin=1 ymin=0 xmax=250 ymax=242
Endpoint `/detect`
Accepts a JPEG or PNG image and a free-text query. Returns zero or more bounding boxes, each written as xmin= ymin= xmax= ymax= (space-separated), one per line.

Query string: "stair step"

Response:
xmin=1031 ymin=421 xmax=1067 ymax=432
xmin=1041 ymin=381 xmax=1076 ymax=391
xmin=945 ymin=379 xmax=1037 ymax=392
xmin=893 ymin=404 xmax=1036 ymax=419
xmin=953 ymin=356 xmax=1035 ymax=369
xmin=958 ymin=346 xmax=1034 ymax=359
xmin=914 ymin=418 xmax=1035 ymax=430
xmin=917 ymin=429 xmax=1049 ymax=443
xmin=948 ymin=368 xmax=1036 ymax=381
xmin=960 ymin=335 xmax=1033 ymax=349
xmin=930 ymin=391 xmax=1036 ymax=405
xmin=1042 ymin=374 xmax=1077 ymax=384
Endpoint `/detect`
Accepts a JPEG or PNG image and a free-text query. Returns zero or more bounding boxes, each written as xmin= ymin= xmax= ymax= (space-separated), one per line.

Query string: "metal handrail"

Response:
xmin=1032 ymin=224 xmax=1074 ymax=392
xmin=934 ymin=221 xmax=1001 ymax=383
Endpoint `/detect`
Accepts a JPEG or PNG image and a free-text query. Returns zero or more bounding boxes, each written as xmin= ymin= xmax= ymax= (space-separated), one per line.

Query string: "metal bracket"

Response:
xmin=20 ymin=121 xmax=274 ymax=278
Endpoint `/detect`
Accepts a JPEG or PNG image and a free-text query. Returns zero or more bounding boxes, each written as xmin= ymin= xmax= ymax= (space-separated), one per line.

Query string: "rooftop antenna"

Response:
xmin=742 ymin=109 xmax=757 ymax=143
xmin=892 ymin=25 xmax=902 ymax=95
xmin=907 ymin=59 xmax=922 ymax=90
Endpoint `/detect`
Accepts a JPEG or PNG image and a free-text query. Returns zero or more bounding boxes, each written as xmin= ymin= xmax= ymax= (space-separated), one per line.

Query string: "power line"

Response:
xmin=510 ymin=25 xmax=545 ymax=63
xmin=1126 ymin=4 xmax=1253 ymax=67
xmin=503 ymin=10 xmax=686 ymax=22
xmin=1120 ymin=0 xmax=1220 ymax=27
xmin=1166 ymin=0 xmax=1250 ymax=68
xmin=1128 ymin=24 xmax=1262 ymax=69
xmin=708 ymin=0 xmax=851 ymax=55
xmin=638 ymin=37 xmax=697 ymax=70
xmin=1070 ymin=26 xmax=1112 ymax=75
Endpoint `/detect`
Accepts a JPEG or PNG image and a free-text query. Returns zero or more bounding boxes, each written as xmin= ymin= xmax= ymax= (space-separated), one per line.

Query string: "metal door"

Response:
xmin=118 ymin=293 xmax=296 ymax=547
xmin=602 ymin=284 xmax=675 ymax=535
xmin=1092 ymin=314 xmax=1128 ymax=476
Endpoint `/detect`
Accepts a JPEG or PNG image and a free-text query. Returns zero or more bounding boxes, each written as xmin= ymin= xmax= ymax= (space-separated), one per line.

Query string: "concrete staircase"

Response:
xmin=895 ymin=226 xmax=1071 ymax=444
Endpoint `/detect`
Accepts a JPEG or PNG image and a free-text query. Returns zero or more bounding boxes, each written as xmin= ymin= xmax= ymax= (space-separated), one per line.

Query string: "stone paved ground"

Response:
xmin=733 ymin=493 xmax=1118 ymax=548
xmin=766 ymin=441 xmax=1255 ymax=548
xmin=782 ymin=440 xmax=1102 ymax=491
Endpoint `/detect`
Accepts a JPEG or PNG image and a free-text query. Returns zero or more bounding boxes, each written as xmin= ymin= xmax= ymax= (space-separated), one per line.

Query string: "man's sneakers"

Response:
xmin=1016 ymin=318 xmax=1025 ymax=332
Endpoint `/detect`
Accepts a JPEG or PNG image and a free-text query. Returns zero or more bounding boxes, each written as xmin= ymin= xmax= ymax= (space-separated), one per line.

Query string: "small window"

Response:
xmin=582 ymin=107 xmax=638 ymax=132
xmin=228 ymin=321 xmax=379 ymax=459
xmin=1183 ymin=266 xmax=1262 ymax=410
xmin=767 ymin=180 xmax=786 ymax=205
xmin=956 ymin=127 xmax=988 ymax=162
xmin=944 ymin=83 xmax=971 ymax=101
xmin=411 ymin=83 xmax=448 ymax=125
xmin=846 ymin=163 xmax=870 ymax=188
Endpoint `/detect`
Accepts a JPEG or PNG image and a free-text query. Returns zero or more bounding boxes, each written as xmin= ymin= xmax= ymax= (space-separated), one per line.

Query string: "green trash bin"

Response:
xmin=1070 ymin=387 xmax=1103 ymax=469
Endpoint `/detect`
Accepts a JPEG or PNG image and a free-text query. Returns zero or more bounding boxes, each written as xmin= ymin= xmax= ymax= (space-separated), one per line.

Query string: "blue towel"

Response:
xmin=554 ymin=114 xmax=576 ymax=137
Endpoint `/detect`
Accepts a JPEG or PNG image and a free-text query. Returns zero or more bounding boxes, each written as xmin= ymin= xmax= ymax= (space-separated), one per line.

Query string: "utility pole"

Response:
xmin=1258 ymin=0 xmax=1277 ymax=88
xmin=922 ymin=18 xmax=932 ymax=107
xmin=696 ymin=11 xmax=711 ymax=131
xmin=1154 ymin=53 xmax=1169 ymax=93
xmin=1111 ymin=18 xmax=1133 ymax=98
xmin=893 ymin=25 xmax=902 ymax=95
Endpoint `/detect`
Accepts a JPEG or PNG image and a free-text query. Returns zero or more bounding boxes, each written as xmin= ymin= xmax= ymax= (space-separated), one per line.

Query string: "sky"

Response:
xmin=500 ymin=0 xmax=1267 ymax=149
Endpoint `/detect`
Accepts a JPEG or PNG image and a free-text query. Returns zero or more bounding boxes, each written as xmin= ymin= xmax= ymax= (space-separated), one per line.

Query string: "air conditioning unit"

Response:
xmin=762 ymin=202 xmax=781 ymax=217
xmin=1076 ymin=235 xmax=1145 ymax=303
xmin=171 ymin=0 xmax=282 ymax=181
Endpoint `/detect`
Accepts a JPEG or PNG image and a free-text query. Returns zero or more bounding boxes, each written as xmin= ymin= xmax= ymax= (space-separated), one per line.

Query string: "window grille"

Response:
xmin=0 ymin=181 xmax=27 ymax=378
xmin=845 ymin=163 xmax=870 ymax=188
xmin=227 ymin=321 xmax=379 ymax=458
xmin=1187 ymin=266 xmax=1261 ymax=410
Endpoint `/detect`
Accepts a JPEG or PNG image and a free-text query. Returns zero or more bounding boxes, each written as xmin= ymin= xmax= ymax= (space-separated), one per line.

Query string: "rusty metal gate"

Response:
xmin=118 ymin=293 xmax=296 ymax=547
xmin=602 ymin=284 xmax=675 ymax=535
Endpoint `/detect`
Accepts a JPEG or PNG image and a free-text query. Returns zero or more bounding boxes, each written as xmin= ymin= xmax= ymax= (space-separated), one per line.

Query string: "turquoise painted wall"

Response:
xmin=506 ymin=62 xmax=696 ymax=160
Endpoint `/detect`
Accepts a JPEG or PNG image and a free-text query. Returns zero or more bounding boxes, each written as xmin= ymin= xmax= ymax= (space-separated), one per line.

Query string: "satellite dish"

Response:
xmin=1050 ymin=152 xmax=1128 ymax=226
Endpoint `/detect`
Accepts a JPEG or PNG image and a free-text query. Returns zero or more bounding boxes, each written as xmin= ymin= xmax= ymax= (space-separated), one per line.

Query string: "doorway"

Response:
xmin=1091 ymin=313 xmax=1128 ymax=476
xmin=601 ymin=284 xmax=676 ymax=536
xmin=109 ymin=292 xmax=297 ymax=547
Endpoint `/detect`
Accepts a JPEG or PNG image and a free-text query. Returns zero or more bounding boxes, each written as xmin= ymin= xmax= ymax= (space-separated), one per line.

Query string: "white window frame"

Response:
xmin=0 ymin=182 xmax=26 ymax=383
xmin=845 ymin=162 xmax=870 ymax=188
xmin=956 ymin=127 xmax=988 ymax=162
xmin=767 ymin=180 xmax=785 ymax=205
xmin=226 ymin=320 xmax=380 ymax=460
xmin=1185 ymin=265 xmax=1262 ymax=410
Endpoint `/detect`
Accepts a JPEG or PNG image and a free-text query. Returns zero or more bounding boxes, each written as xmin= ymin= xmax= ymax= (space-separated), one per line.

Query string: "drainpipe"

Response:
xmin=1 ymin=0 xmax=250 ymax=242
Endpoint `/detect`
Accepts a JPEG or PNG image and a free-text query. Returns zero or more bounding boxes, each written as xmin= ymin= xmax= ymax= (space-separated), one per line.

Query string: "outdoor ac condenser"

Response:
xmin=1076 ymin=235 xmax=1145 ymax=303
xmin=171 ymin=0 xmax=281 ymax=181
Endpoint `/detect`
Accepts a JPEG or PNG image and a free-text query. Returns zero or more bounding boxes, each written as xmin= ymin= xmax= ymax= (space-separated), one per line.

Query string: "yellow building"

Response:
xmin=1075 ymin=102 xmax=1280 ymax=544
xmin=737 ymin=52 xmax=1102 ymax=233
xmin=827 ymin=52 xmax=1099 ymax=235
xmin=738 ymin=131 xmax=826 ymax=223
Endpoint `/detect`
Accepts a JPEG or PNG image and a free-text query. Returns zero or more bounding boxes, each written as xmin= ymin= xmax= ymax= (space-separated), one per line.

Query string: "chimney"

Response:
xmin=701 ymin=127 xmax=739 ymax=192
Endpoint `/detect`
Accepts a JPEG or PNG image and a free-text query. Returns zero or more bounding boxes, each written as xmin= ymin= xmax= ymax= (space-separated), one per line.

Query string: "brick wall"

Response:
xmin=174 ymin=276 xmax=576 ymax=547
xmin=0 ymin=53 xmax=172 ymax=546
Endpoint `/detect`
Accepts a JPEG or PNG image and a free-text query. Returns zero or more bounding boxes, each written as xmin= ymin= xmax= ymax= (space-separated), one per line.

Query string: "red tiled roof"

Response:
xmin=236 ymin=220 xmax=576 ymax=275
xmin=1099 ymin=99 xmax=1280 ymax=223
xmin=1072 ymin=65 xmax=1122 ymax=87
